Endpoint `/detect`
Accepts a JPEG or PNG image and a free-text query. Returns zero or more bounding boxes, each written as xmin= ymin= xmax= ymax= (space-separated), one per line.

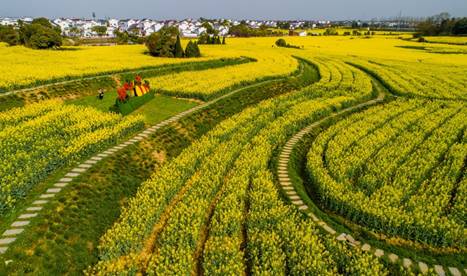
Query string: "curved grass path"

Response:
xmin=276 ymin=78 xmax=465 ymax=276
xmin=0 ymin=59 xmax=314 ymax=274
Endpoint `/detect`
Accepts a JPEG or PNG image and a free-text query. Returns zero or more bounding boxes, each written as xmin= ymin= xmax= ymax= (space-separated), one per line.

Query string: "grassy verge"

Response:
xmin=0 ymin=57 xmax=252 ymax=112
xmin=0 ymin=60 xmax=318 ymax=274
xmin=68 ymin=94 xmax=199 ymax=125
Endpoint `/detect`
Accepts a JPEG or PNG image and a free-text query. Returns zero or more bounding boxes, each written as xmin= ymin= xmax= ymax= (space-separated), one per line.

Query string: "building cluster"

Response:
xmin=0 ymin=17 xmax=416 ymax=38
xmin=0 ymin=17 xmax=332 ymax=38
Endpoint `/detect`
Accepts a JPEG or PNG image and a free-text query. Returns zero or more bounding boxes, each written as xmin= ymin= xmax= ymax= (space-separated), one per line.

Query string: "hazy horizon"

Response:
xmin=1 ymin=0 xmax=466 ymax=21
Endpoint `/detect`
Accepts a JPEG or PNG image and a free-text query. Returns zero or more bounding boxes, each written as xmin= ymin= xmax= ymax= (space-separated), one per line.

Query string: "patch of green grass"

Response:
xmin=67 ymin=93 xmax=116 ymax=112
xmin=67 ymin=93 xmax=198 ymax=125
xmin=132 ymin=95 xmax=198 ymax=125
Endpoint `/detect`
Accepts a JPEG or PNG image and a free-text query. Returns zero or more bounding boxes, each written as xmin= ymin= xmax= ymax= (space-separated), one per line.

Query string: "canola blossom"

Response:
xmin=147 ymin=48 xmax=297 ymax=99
xmin=0 ymin=100 xmax=144 ymax=214
xmin=90 ymin=57 xmax=386 ymax=275
xmin=307 ymin=99 xmax=466 ymax=247
xmin=0 ymin=43 xmax=213 ymax=91
xmin=3 ymin=34 xmax=467 ymax=274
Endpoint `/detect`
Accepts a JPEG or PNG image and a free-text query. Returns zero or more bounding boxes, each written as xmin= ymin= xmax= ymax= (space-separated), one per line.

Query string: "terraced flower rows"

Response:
xmin=0 ymin=100 xmax=144 ymax=214
xmin=307 ymin=99 xmax=466 ymax=247
xmin=147 ymin=49 xmax=297 ymax=100
xmin=2 ymin=36 xmax=466 ymax=274
xmin=90 ymin=57 xmax=390 ymax=274
xmin=0 ymin=43 xmax=214 ymax=92
xmin=349 ymin=58 xmax=467 ymax=100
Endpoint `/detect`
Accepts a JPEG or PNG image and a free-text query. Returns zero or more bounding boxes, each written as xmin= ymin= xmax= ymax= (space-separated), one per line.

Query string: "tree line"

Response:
xmin=0 ymin=17 xmax=62 ymax=49
xmin=146 ymin=26 xmax=201 ymax=58
xmin=228 ymin=22 xmax=284 ymax=37
xmin=197 ymin=33 xmax=225 ymax=45
xmin=416 ymin=13 xmax=467 ymax=36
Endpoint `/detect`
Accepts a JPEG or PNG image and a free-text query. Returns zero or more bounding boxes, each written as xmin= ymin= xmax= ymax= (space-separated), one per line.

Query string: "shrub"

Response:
xmin=26 ymin=24 xmax=63 ymax=49
xmin=174 ymin=35 xmax=184 ymax=58
xmin=92 ymin=25 xmax=108 ymax=37
xmin=16 ymin=18 xmax=63 ymax=49
xmin=323 ymin=28 xmax=338 ymax=36
xmin=145 ymin=26 xmax=179 ymax=57
xmin=275 ymin=38 xmax=300 ymax=49
xmin=275 ymin=38 xmax=287 ymax=47
xmin=185 ymin=41 xmax=201 ymax=58
xmin=0 ymin=25 xmax=20 ymax=46
xmin=452 ymin=18 xmax=467 ymax=35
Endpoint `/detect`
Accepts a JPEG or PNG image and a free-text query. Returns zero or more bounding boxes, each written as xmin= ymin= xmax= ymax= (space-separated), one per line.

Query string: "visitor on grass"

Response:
xmin=98 ymin=89 xmax=105 ymax=100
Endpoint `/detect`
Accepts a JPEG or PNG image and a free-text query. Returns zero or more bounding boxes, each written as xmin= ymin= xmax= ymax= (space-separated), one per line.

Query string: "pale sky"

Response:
xmin=1 ymin=0 xmax=466 ymax=20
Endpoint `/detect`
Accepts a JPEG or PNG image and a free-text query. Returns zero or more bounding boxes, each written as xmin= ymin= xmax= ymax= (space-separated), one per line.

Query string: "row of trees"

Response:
xmin=416 ymin=13 xmax=467 ymax=36
xmin=197 ymin=33 xmax=225 ymax=45
xmin=146 ymin=26 xmax=201 ymax=58
xmin=343 ymin=30 xmax=376 ymax=36
xmin=0 ymin=17 xmax=62 ymax=49
xmin=228 ymin=23 xmax=283 ymax=37
xmin=113 ymin=29 xmax=145 ymax=44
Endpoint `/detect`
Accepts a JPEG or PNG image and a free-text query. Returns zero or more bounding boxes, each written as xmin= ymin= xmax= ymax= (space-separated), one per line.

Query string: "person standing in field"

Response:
xmin=98 ymin=88 xmax=105 ymax=100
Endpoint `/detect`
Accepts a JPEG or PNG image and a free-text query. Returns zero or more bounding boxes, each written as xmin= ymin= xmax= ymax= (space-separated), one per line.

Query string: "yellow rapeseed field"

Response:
xmin=2 ymin=35 xmax=466 ymax=95
xmin=0 ymin=43 xmax=213 ymax=90
xmin=148 ymin=38 xmax=298 ymax=98
xmin=424 ymin=36 xmax=467 ymax=45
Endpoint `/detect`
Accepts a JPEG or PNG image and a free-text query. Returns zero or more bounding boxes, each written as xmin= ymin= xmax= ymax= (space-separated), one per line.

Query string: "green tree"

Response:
xmin=26 ymin=24 xmax=62 ymax=49
xmin=31 ymin=17 xmax=62 ymax=36
xmin=452 ymin=18 xmax=467 ymax=35
xmin=222 ymin=36 xmax=226 ymax=44
xmin=198 ymin=32 xmax=209 ymax=44
xmin=92 ymin=25 xmax=108 ymax=37
xmin=145 ymin=26 xmax=179 ymax=57
xmin=68 ymin=26 xmax=82 ymax=37
xmin=215 ymin=36 xmax=221 ymax=44
xmin=323 ymin=28 xmax=338 ymax=36
xmin=114 ymin=29 xmax=129 ymax=44
xmin=201 ymin=21 xmax=218 ymax=35
xmin=185 ymin=40 xmax=199 ymax=57
xmin=31 ymin=17 xmax=54 ymax=28
xmin=194 ymin=42 xmax=201 ymax=57
xmin=174 ymin=35 xmax=184 ymax=57
xmin=275 ymin=38 xmax=287 ymax=47
xmin=277 ymin=21 xmax=290 ymax=29
xmin=19 ymin=22 xmax=62 ymax=49
xmin=0 ymin=25 xmax=20 ymax=45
